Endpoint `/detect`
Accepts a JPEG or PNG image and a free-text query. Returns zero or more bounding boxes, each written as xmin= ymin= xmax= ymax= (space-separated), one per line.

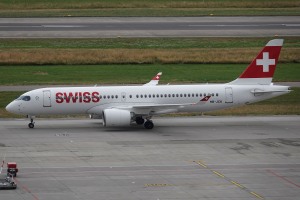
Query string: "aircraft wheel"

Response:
xmin=28 ymin=123 xmax=34 ymax=129
xmin=144 ymin=120 xmax=154 ymax=129
xmin=136 ymin=117 xmax=145 ymax=125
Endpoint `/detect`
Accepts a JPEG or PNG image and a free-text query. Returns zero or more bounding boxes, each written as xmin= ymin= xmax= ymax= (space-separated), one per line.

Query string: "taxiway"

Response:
xmin=1 ymin=116 xmax=300 ymax=200
xmin=0 ymin=16 xmax=299 ymax=38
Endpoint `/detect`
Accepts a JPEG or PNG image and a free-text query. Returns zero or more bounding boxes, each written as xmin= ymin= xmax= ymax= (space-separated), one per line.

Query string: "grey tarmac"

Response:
xmin=0 ymin=116 xmax=300 ymax=200
xmin=0 ymin=16 xmax=299 ymax=38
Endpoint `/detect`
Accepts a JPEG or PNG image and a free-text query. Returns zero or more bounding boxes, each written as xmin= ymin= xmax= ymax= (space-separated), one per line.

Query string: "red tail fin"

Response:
xmin=230 ymin=39 xmax=283 ymax=85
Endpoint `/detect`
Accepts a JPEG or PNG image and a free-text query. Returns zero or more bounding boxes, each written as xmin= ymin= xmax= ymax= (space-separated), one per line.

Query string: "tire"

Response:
xmin=136 ymin=117 xmax=145 ymax=125
xmin=144 ymin=120 xmax=154 ymax=129
xmin=28 ymin=123 xmax=34 ymax=128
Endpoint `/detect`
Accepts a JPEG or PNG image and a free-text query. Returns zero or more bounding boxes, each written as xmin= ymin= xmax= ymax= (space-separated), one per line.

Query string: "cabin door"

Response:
xmin=43 ymin=90 xmax=52 ymax=107
xmin=225 ymin=87 xmax=233 ymax=103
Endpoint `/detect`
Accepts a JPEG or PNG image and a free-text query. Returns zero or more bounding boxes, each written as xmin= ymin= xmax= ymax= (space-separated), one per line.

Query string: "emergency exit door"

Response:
xmin=225 ymin=87 xmax=233 ymax=103
xmin=43 ymin=90 xmax=51 ymax=107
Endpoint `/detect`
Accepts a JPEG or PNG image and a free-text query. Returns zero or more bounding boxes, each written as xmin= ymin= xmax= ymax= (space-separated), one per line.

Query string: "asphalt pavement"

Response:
xmin=0 ymin=16 xmax=299 ymax=38
xmin=1 ymin=116 xmax=300 ymax=200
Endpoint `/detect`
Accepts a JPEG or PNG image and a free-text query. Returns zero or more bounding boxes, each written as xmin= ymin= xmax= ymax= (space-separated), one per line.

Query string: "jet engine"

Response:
xmin=102 ymin=109 xmax=132 ymax=127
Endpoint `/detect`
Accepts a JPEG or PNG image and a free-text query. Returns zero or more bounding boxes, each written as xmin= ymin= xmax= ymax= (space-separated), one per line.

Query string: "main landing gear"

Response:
xmin=144 ymin=120 xmax=154 ymax=129
xmin=135 ymin=117 xmax=145 ymax=125
xmin=135 ymin=116 xmax=154 ymax=129
xmin=28 ymin=116 xmax=35 ymax=128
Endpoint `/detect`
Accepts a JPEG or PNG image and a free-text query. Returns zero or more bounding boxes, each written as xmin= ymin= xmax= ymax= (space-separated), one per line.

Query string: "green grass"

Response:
xmin=0 ymin=37 xmax=299 ymax=65
xmin=1 ymin=0 xmax=298 ymax=9
xmin=0 ymin=0 xmax=299 ymax=17
xmin=1 ymin=37 xmax=300 ymax=49
xmin=0 ymin=8 xmax=299 ymax=17
xmin=0 ymin=63 xmax=299 ymax=86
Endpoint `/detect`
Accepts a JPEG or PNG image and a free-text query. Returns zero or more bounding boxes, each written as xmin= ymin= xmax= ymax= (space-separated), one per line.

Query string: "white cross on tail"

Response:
xmin=256 ymin=52 xmax=275 ymax=72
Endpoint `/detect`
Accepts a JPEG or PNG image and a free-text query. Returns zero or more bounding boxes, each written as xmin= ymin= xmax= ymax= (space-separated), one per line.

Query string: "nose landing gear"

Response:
xmin=28 ymin=116 xmax=35 ymax=128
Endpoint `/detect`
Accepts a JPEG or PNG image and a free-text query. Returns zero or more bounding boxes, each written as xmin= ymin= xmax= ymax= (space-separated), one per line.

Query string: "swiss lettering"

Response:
xmin=56 ymin=91 xmax=100 ymax=103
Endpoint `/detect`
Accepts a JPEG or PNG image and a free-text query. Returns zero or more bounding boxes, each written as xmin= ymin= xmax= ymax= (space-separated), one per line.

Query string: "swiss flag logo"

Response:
xmin=256 ymin=52 xmax=275 ymax=73
xmin=239 ymin=46 xmax=282 ymax=78
xmin=152 ymin=74 xmax=161 ymax=80
xmin=153 ymin=75 xmax=160 ymax=80
xmin=200 ymin=96 xmax=211 ymax=102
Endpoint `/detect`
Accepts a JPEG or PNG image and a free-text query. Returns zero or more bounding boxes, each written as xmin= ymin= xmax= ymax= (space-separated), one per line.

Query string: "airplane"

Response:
xmin=6 ymin=39 xmax=291 ymax=129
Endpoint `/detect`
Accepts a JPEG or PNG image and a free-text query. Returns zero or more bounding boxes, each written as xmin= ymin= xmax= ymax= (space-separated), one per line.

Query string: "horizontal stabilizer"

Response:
xmin=250 ymin=89 xmax=291 ymax=94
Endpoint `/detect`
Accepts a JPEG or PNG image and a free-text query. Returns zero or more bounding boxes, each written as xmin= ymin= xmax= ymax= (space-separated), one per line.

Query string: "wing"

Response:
xmin=111 ymin=96 xmax=211 ymax=115
xmin=87 ymin=96 xmax=211 ymax=116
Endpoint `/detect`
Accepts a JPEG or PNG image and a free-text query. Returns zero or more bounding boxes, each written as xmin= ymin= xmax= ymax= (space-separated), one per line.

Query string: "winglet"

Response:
xmin=229 ymin=39 xmax=283 ymax=85
xmin=152 ymin=72 xmax=162 ymax=80
xmin=143 ymin=72 xmax=162 ymax=86
xmin=193 ymin=96 xmax=211 ymax=105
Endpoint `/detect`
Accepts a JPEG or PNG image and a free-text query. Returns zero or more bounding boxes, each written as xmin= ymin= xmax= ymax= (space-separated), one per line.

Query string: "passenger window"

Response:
xmin=157 ymin=94 xmax=159 ymax=98
xmin=180 ymin=94 xmax=183 ymax=97
xmin=136 ymin=94 xmax=139 ymax=98
xmin=188 ymin=94 xmax=190 ymax=97
xmin=149 ymin=94 xmax=151 ymax=98
xmin=164 ymin=94 xmax=167 ymax=98
xmin=192 ymin=94 xmax=194 ymax=97
xmin=129 ymin=95 xmax=132 ymax=98
xmin=107 ymin=95 xmax=110 ymax=99
xmin=184 ymin=94 xmax=186 ymax=97
xmin=168 ymin=94 xmax=171 ymax=97
xmin=116 ymin=95 xmax=118 ymax=99
xmin=103 ymin=95 xmax=106 ymax=99
xmin=196 ymin=94 xmax=198 ymax=97
xmin=141 ymin=95 xmax=143 ymax=98
xmin=172 ymin=94 xmax=175 ymax=97
xmin=216 ymin=93 xmax=219 ymax=97
xmin=176 ymin=94 xmax=179 ymax=97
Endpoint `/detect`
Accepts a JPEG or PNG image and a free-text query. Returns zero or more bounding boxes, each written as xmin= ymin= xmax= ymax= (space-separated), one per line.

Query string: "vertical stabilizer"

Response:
xmin=229 ymin=39 xmax=283 ymax=85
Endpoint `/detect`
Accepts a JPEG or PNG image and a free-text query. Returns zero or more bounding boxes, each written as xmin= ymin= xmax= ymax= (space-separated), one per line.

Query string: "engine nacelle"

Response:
xmin=102 ymin=109 xmax=132 ymax=127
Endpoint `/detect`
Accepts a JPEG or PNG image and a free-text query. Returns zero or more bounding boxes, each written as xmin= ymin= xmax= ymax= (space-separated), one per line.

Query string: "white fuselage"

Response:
xmin=7 ymin=83 xmax=290 ymax=116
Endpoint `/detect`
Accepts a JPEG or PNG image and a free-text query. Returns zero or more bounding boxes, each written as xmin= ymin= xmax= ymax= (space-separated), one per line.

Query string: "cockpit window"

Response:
xmin=17 ymin=96 xmax=31 ymax=101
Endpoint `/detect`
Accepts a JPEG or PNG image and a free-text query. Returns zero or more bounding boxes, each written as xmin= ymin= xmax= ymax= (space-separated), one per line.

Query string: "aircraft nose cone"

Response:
xmin=6 ymin=102 xmax=18 ymax=114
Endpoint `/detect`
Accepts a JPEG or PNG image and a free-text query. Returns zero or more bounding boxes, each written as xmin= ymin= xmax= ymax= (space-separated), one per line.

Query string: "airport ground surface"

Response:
xmin=1 ymin=116 xmax=300 ymax=200
xmin=0 ymin=16 xmax=299 ymax=38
